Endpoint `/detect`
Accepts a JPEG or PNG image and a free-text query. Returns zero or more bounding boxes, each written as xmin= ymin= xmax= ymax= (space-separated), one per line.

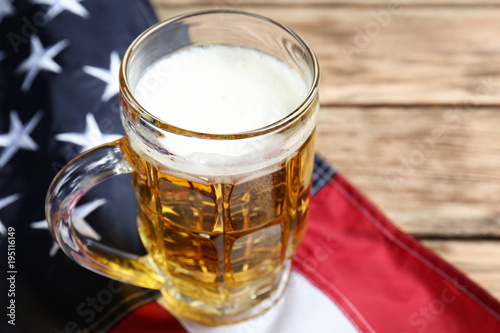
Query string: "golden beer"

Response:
xmin=122 ymin=129 xmax=316 ymax=323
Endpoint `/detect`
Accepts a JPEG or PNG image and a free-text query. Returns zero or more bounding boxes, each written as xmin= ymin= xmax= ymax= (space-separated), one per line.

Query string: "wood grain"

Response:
xmin=317 ymin=106 xmax=500 ymax=237
xmin=424 ymin=240 xmax=500 ymax=300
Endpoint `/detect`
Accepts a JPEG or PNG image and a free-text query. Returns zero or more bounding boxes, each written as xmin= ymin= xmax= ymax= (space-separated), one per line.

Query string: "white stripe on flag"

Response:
xmin=180 ymin=271 xmax=359 ymax=333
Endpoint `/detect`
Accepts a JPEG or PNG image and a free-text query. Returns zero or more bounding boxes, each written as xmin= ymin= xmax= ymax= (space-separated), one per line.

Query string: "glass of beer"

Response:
xmin=46 ymin=10 xmax=319 ymax=325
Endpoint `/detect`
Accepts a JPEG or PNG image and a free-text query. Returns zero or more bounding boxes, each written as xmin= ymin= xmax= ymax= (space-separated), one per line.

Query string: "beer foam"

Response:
xmin=130 ymin=45 xmax=315 ymax=179
xmin=134 ymin=45 xmax=308 ymax=134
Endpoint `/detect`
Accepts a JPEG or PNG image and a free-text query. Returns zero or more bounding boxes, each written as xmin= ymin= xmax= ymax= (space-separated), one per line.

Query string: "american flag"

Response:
xmin=1 ymin=1 xmax=500 ymax=332
xmin=0 ymin=1 xmax=159 ymax=332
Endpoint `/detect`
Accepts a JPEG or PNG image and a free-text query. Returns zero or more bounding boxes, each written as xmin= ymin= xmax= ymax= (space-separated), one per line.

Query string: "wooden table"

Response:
xmin=151 ymin=0 xmax=500 ymax=300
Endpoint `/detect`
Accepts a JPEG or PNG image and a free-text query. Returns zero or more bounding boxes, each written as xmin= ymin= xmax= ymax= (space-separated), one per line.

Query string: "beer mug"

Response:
xmin=46 ymin=10 xmax=319 ymax=325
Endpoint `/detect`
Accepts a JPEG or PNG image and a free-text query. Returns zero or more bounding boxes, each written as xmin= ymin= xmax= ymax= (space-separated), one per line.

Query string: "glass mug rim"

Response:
xmin=119 ymin=9 xmax=320 ymax=140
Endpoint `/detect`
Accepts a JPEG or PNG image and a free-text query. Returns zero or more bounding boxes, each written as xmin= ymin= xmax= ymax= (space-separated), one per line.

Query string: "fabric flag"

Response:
xmin=1 ymin=1 xmax=159 ymax=332
xmin=1 ymin=1 xmax=500 ymax=333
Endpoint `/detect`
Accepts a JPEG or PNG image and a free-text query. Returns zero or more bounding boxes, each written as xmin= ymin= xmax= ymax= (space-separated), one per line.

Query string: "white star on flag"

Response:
xmin=83 ymin=51 xmax=121 ymax=102
xmin=0 ymin=194 xmax=20 ymax=236
xmin=55 ymin=113 xmax=122 ymax=152
xmin=0 ymin=110 xmax=43 ymax=168
xmin=0 ymin=0 xmax=15 ymax=23
xmin=31 ymin=198 xmax=106 ymax=256
xmin=31 ymin=0 xmax=89 ymax=21
xmin=16 ymin=36 xmax=70 ymax=92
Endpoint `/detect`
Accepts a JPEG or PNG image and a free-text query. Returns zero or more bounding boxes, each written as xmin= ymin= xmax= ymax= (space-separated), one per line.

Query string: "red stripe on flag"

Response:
xmin=294 ymin=174 xmax=500 ymax=333
xmin=109 ymin=301 xmax=187 ymax=333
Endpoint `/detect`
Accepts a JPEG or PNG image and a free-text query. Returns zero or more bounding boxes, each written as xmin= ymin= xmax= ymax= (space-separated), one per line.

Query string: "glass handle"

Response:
xmin=45 ymin=138 xmax=164 ymax=290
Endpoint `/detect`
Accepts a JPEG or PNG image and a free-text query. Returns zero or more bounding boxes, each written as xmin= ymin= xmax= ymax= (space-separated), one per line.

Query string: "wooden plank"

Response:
xmin=152 ymin=5 xmax=500 ymax=106
xmin=316 ymin=106 xmax=500 ymax=237
xmin=423 ymin=240 xmax=500 ymax=300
